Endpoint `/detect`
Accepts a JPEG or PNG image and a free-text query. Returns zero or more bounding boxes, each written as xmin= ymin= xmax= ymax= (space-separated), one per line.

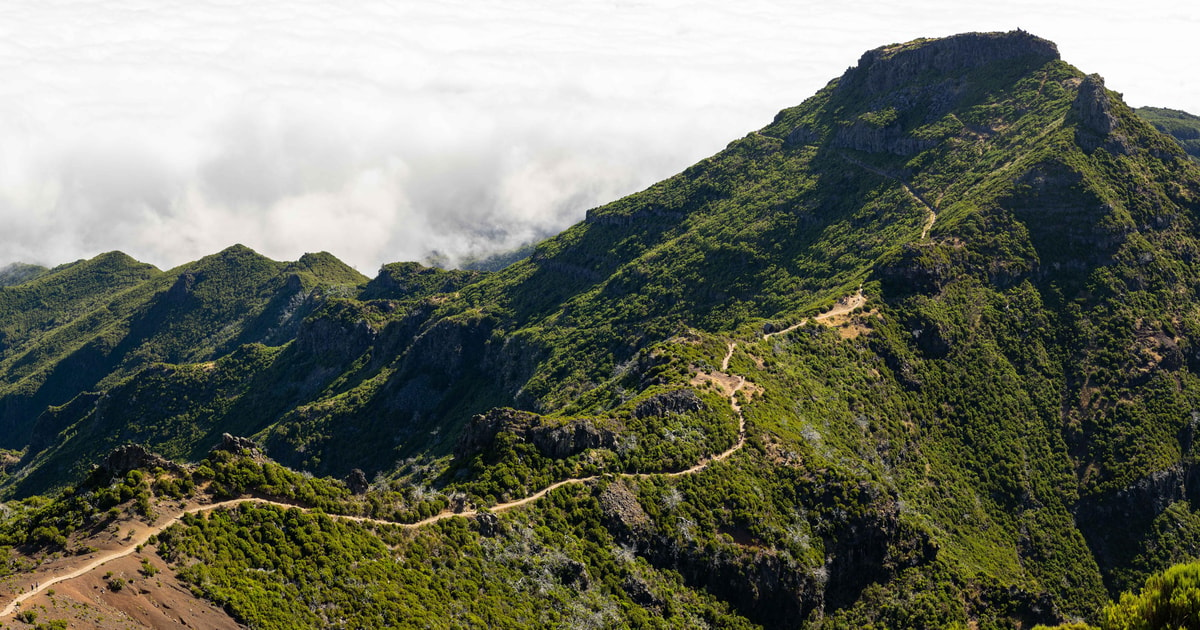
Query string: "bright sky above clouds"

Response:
xmin=0 ymin=0 xmax=1196 ymax=272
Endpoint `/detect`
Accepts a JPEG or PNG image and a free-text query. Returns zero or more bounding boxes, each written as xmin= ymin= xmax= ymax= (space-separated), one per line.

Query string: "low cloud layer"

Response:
xmin=0 ymin=0 xmax=1195 ymax=273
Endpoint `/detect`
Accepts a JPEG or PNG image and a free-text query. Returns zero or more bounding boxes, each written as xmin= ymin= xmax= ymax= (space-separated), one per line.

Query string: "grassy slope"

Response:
xmin=9 ymin=31 xmax=1200 ymax=628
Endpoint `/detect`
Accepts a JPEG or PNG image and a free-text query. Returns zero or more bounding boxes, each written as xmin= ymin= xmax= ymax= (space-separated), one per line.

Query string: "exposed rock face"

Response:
xmin=345 ymin=468 xmax=369 ymax=495
xmin=164 ymin=272 xmax=199 ymax=305
xmin=785 ymin=125 xmax=820 ymax=146
xmin=833 ymin=122 xmax=936 ymax=156
xmin=531 ymin=421 xmax=618 ymax=458
xmin=456 ymin=408 xmax=539 ymax=457
xmin=1074 ymin=464 xmax=1200 ymax=587
xmin=213 ymin=433 xmax=260 ymax=455
xmin=95 ymin=444 xmax=182 ymax=479
xmin=822 ymin=31 xmax=1059 ymax=157
xmin=841 ymin=30 xmax=1059 ymax=98
xmin=598 ymin=480 xmax=651 ymax=538
xmin=633 ymin=389 xmax=706 ymax=419
xmin=295 ymin=308 xmax=378 ymax=360
xmin=1073 ymin=74 xmax=1131 ymax=154
xmin=475 ymin=512 xmax=501 ymax=537
xmin=455 ymin=408 xmax=619 ymax=460
xmin=1074 ymin=74 xmax=1119 ymax=136
xmin=598 ymin=477 xmax=936 ymax=627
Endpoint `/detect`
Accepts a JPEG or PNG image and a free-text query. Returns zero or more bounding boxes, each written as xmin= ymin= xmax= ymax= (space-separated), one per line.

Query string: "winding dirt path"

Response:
xmin=2 ymin=291 xmax=871 ymax=618
xmin=2 ymin=343 xmax=757 ymax=619
xmin=0 ymin=498 xmax=286 ymax=617
xmin=762 ymin=288 xmax=866 ymax=341
xmin=1 ymin=294 xmax=901 ymax=618
xmin=840 ymin=154 xmax=938 ymax=239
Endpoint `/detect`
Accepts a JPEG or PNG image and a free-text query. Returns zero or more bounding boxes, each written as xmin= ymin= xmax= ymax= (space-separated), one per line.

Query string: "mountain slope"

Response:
xmin=1138 ymin=106 xmax=1200 ymax=160
xmin=6 ymin=30 xmax=1200 ymax=628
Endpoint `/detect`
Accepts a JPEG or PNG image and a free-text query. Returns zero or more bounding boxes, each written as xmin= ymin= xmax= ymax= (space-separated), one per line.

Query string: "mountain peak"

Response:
xmin=840 ymin=30 xmax=1059 ymax=97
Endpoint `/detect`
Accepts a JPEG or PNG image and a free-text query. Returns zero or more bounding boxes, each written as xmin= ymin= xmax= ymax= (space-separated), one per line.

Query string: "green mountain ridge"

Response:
xmin=5 ymin=30 xmax=1200 ymax=628
xmin=1136 ymin=106 xmax=1200 ymax=161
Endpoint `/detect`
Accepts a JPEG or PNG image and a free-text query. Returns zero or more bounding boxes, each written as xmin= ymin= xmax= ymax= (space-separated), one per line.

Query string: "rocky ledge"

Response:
xmin=456 ymin=408 xmax=619 ymax=460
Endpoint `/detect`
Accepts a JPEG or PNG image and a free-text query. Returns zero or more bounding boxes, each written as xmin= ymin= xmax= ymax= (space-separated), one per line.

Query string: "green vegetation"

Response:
xmin=1102 ymin=561 xmax=1200 ymax=629
xmin=1137 ymin=106 xmax=1200 ymax=160
xmin=154 ymin=486 xmax=756 ymax=629
xmin=5 ymin=30 xmax=1200 ymax=628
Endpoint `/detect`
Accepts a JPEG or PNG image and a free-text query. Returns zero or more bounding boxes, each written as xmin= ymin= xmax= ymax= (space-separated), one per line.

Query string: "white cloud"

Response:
xmin=0 ymin=0 xmax=1195 ymax=272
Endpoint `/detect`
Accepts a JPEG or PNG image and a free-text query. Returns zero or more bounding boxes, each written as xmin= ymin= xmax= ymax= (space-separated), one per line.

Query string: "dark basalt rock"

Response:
xmin=475 ymin=512 xmax=502 ymax=537
xmin=94 ymin=444 xmax=182 ymax=479
xmin=345 ymin=468 xmax=369 ymax=495
xmin=623 ymin=575 xmax=664 ymax=611
xmin=840 ymin=30 xmax=1059 ymax=98
xmin=598 ymin=480 xmax=651 ymax=538
xmin=1074 ymin=463 xmax=1200 ymax=589
xmin=833 ymin=121 xmax=937 ymax=156
xmin=1073 ymin=74 xmax=1131 ymax=154
xmin=554 ymin=559 xmax=591 ymax=589
xmin=164 ymin=272 xmax=199 ymax=305
xmin=828 ymin=31 xmax=1059 ymax=157
xmin=455 ymin=408 xmax=619 ymax=460
xmin=456 ymin=408 xmax=540 ymax=457
xmin=295 ymin=307 xmax=378 ymax=360
xmin=633 ymin=389 xmax=706 ymax=419
xmin=1075 ymin=74 xmax=1119 ymax=136
xmin=213 ymin=433 xmax=260 ymax=455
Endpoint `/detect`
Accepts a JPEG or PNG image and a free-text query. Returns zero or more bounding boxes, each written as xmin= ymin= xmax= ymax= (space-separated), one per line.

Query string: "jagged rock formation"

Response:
xmin=345 ymin=468 xmax=370 ymax=495
xmin=632 ymin=389 xmax=706 ymax=419
xmin=456 ymin=408 xmax=619 ymax=460
xmin=213 ymin=433 xmax=260 ymax=455
xmin=93 ymin=444 xmax=183 ymax=480
xmin=843 ymin=30 xmax=1058 ymax=96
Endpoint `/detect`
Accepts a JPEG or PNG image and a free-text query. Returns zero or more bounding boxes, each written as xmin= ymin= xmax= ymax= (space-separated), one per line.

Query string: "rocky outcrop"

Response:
xmin=1075 ymin=74 xmax=1118 ymax=136
xmin=840 ymin=30 xmax=1059 ymax=98
xmin=212 ymin=433 xmax=261 ymax=455
xmin=598 ymin=476 xmax=936 ymax=627
xmin=833 ymin=121 xmax=936 ymax=157
xmin=345 ymin=468 xmax=369 ymax=495
xmin=633 ymin=389 xmax=706 ymax=419
xmin=585 ymin=205 xmax=686 ymax=228
xmin=93 ymin=444 xmax=183 ymax=479
xmin=400 ymin=315 xmax=494 ymax=382
xmin=598 ymin=480 xmax=652 ymax=538
xmin=455 ymin=408 xmax=619 ymax=460
xmin=163 ymin=271 xmax=199 ymax=305
xmin=294 ymin=304 xmax=379 ymax=360
xmin=827 ymin=31 xmax=1059 ymax=156
xmin=785 ymin=125 xmax=820 ymax=146
xmin=1073 ymin=74 xmax=1131 ymax=154
xmin=1074 ymin=463 xmax=1200 ymax=587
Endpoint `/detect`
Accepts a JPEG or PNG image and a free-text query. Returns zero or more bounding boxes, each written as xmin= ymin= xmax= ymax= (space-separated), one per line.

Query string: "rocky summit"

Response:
xmin=3 ymin=30 xmax=1200 ymax=629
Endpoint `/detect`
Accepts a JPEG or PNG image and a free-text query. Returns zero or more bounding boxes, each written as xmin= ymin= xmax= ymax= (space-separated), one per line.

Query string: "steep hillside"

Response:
xmin=0 ymin=247 xmax=368 ymax=475
xmin=0 ymin=263 xmax=48 ymax=288
xmin=1137 ymin=106 xmax=1200 ymax=160
xmin=5 ymin=30 xmax=1200 ymax=628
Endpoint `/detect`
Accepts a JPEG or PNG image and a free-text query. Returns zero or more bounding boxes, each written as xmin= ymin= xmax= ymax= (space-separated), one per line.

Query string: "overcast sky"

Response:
xmin=1 ymin=0 xmax=1196 ymax=273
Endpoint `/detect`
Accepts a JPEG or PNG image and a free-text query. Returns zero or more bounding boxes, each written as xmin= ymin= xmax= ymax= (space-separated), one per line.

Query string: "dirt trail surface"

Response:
xmin=840 ymin=153 xmax=938 ymax=239
xmin=763 ymin=288 xmax=867 ymax=340
xmin=2 ymin=296 xmax=881 ymax=621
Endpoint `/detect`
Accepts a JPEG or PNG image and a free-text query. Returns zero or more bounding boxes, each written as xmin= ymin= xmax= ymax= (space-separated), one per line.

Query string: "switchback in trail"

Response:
xmin=1 ymin=349 xmax=750 ymax=618
xmin=2 ymin=291 xmax=868 ymax=618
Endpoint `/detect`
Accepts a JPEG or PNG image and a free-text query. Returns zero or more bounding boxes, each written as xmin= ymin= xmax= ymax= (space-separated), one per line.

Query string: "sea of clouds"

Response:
xmin=0 ymin=0 xmax=1194 ymax=273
